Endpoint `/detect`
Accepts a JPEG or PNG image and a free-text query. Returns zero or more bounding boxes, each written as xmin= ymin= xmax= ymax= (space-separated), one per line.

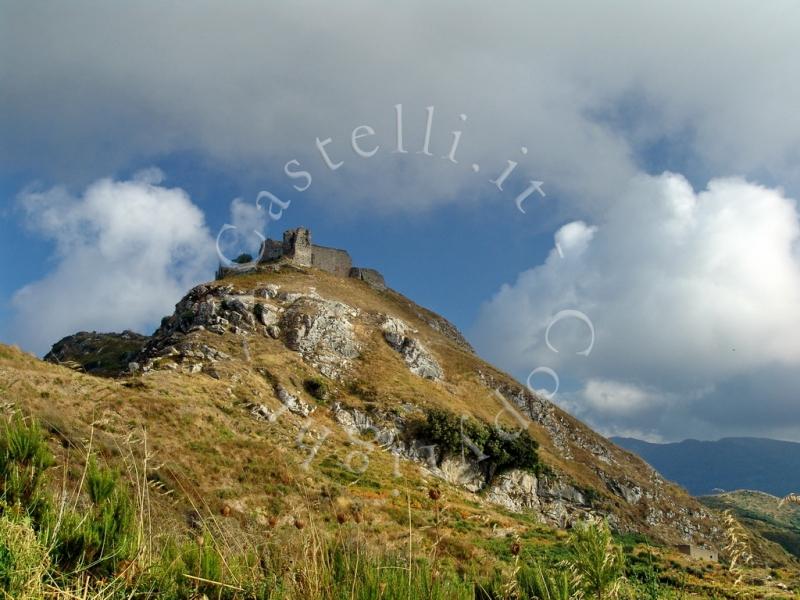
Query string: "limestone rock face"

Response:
xmin=254 ymin=303 xmax=280 ymax=326
xmin=133 ymin=284 xmax=256 ymax=373
xmin=276 ymin=385 xmax=315 ymax=417
xmin=486 ymin=470 xmax=542 ymax=513
xmin=381 ymin=317 xmax=443 ymax=380
xmin=281 ymin=297 xmax=360 ymax=379
xmin=439 ymin=457 xmax=484 ymax=493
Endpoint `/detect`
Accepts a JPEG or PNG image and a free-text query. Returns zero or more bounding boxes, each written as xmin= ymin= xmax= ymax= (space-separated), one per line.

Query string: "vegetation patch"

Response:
xmin=417 ymin=407 xmax=542 ymax=484
xmin=303 ymin=376 xmax=330 ymax=403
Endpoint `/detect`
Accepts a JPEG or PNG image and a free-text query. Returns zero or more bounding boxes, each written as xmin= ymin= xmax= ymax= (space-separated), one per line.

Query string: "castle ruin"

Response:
xmin=217 ymin=227 xmax=386 ymax=289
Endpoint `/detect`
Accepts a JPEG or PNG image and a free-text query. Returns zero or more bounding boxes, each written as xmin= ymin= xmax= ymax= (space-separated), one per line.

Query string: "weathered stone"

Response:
xmin=276 ymin=385 xmax=315 ymax=417
xmin=255 ymin=303 xmax=279 ymax=326
xmin=486 ymin=470 xmax=542 ymax=513
xmin=381 ymin=317 xmax=443 ymax=380
xmin=538 ymin=479 xmax=587 ymax=505
xmin=439 ymin=457 xmax=484 ymax=493
xmin=282 ymin=227 xmax=312 ymax=266
xmin=348 ymin=267 xmax=386 ymax=290
xmin=250 ymin=403 xmax=275 ymax=422
xmin=254 ymin=284 xmax=281 ymax=298
xmin=281 ymin=298 xmax=360 ymax=379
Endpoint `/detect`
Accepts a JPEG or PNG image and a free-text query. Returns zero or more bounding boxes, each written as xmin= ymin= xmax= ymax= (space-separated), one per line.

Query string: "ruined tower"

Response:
xmin=282 ymin=227 xmax=312 ymax=266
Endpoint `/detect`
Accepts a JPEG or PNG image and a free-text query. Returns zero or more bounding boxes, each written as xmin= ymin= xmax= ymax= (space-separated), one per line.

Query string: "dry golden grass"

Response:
xmin=1 ymin=266 xmax=797 ymax=597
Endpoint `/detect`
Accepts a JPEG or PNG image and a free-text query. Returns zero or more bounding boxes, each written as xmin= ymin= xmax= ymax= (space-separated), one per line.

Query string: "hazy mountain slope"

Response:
xmin=701 ymin=491 xmax=800 ymax=558
xmin=612 ymin=437 xmax=800 ymax=496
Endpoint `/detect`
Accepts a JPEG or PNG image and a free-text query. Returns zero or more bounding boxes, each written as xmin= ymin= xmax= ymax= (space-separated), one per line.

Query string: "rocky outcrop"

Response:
xmin=475 ymin=370 xmax=724 ymax=544
xmin=281 ymin=297 xmax=360 ymax=379
xmin=133 ymin=283 xmax=260 ymax=373
xmin=480 ymin=371 xmax=575 ymax=458
xmin=132 ymin=282 xmax=361 ymax=379
xmin=329 ymin=402 xmax=595 ymax=528
xmin=349 ymin=267 xmax=386 ymax=290
xmin=276 ymin=384 xmax=316 ymax=417
xmin=486 ymin=470 xmax=542 ymax=513
xmin=45 ymin=330 xmax=150 ymax=376
xmin=381 ymin=316 xmax=443 ymax=380
xmin=409 ymin=306 xmax=474 ymax=353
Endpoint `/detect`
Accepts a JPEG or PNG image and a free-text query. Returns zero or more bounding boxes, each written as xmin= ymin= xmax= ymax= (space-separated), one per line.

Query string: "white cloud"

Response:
xmin=3 ymin=2 xmax=800 ymax=442
xmin=473 ymin=173 xmax=800 ymax=440
xmin=3 ymin=2 xmax=800 ymax=214
xmin=9 ymin=172 xmax=217 ymax=355
xmin=582 ymin=379 xmax=664 ymax=415
xmin=555 ymin=222 xmax=597 ymax=257
xmin=215 ymin=197 xmax=271 ymax=264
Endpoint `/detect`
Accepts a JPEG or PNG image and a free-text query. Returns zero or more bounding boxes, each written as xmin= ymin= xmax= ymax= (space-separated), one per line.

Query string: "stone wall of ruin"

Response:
xmin=311 ymin=245 xmax=353 ymax=277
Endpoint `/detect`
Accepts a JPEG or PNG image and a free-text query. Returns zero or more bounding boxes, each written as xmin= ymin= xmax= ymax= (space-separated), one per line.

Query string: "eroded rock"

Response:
xmin=381 ymin=317 xmax=443 ymax=380
xmin=276 ymin=385 xmax=315 ymax=417
xmin=281 ymin=298 xmax=360 ymax=379
xmin=486 ymin=470 xmax=542 ymax=512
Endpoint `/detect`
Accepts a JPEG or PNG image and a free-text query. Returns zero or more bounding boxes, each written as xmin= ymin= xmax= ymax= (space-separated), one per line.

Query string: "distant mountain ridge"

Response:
xmin=611 ymin=436 xmax=800 ymax=496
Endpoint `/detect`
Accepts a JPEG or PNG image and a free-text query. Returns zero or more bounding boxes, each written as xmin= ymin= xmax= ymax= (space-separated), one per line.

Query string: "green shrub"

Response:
xmin=303 ymin=377 xmax=330 ymax=403
xmin=518 ymin=561 xmax=580 ymax=600
xmin=180 ymin=536 xmax=225 ymax=597
xmin=138 ymin=534 xmax=258 ymax=600
xmin=233 ymin=253 xmax=253 ymax=264
xmin=419 ymin=408 xmax=541 ymax=483
xmin=313 ymin=540 xmax=473 ymax=600
xmin=86 ymin=459 xmax=117 ymax=504
xmin=0 ymin=417 xmax=54 ymax=521
xmin=49 ymin=460 xmax=135 ymax=577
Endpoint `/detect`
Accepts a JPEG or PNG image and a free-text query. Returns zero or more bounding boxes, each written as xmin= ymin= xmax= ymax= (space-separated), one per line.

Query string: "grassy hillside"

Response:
xmin=1 ymin=263 xmax=798 ymax=598
xmin=701 ymin=491 xmax=800 ymax=559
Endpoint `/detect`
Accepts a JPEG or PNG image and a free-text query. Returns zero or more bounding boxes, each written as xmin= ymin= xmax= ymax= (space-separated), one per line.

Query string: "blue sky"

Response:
xmin=3 ymin=1 xmax=800 ymax=443
xmin=0 ymin=148 xmax=559 ymax=344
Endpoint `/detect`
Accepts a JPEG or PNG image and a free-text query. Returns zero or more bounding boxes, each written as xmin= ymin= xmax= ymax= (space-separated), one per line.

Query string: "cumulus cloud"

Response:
xmin=3 ymin=2 xmax=800 ymax=214
xmin=9 ymin=172 xmax=217 ymax=355
xmin=4 ymin=2 xmax=800 ymax=442
xmin=473 ymin=173 xmax=800 ymax=440
xmin=214 ymin=197 xmax=271 ymax=265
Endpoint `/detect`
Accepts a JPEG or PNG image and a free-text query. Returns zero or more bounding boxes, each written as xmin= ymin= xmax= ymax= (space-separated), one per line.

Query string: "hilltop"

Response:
xmin=2 ymin=234 xmax=798 ymax=597
xmin=35 ymin=263 xmax=717 ymax=547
